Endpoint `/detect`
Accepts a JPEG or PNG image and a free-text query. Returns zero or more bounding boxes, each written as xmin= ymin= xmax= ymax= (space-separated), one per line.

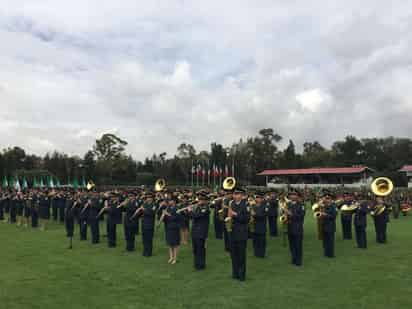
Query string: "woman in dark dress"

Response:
xmin=178 ymin=195 xmax=190 ymax=245
xmin=161 ymin=197 xmax=181 ymax=264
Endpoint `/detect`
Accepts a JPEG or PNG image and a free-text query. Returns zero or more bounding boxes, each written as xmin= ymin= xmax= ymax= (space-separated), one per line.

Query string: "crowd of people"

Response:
xmin=1 ymin=182 xmax=411 ymax=281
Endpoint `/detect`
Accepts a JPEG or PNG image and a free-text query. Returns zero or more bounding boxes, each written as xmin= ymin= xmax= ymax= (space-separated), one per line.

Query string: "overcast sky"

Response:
xmin=1 ymin=1 xmax=412 ymax=159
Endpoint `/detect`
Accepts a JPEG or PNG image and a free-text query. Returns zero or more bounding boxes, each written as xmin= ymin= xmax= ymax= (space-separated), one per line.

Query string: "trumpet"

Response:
xmin=176 ymin=203 xmax=198 ymax=214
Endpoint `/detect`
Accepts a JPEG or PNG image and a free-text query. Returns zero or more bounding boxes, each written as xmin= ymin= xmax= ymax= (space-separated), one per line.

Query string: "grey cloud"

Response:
xmin=1 ymin=1 xmax=412 ymax=159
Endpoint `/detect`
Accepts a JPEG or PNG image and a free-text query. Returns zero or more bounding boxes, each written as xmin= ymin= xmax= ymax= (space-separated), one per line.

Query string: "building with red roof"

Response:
xmin=257 ymin=166 xmax=374 ymax=188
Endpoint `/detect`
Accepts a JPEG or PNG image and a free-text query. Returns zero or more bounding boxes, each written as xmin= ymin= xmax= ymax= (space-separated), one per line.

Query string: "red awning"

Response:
xmin=399 ymin=165 xmax=412 ymax=172
xmin=257 ymin=166 xmax=371 ymax=176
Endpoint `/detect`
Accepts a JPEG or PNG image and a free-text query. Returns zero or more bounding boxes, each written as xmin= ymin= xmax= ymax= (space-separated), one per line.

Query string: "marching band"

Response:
xmin=0 ymin=176 xmax=408 ymax=281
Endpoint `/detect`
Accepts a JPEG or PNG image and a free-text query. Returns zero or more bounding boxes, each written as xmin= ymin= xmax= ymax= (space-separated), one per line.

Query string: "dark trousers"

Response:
xmin=341 ymin=217 xmax=352 ymax=239
xmin=322 ymin=232 xmax=335 ymax=257
xmin=10 ymin=208 xmax=16 ymax=223
xmin=355 ymin=226 xmax=367 ymax=248
xmin=230 ymin=240 xmax=247 ymax=281
xmin=288 ymin=233 xmax=303 ymax=266
xmin=268 ymin=216 xmax=278 ymax=236
xmin=107 ymin=222 xmax=117 ymax=247
xmin=31 ymin=212 xmax=39 ymax=228
xmin=192 ymin=238 xmax=206 ymax=270
xmin=223 ymin=228 xmax=231 ymax=252
xmin=0 ymin=206 xmax=3 ymax=220
xmin=90 ymin=219 xmax=100 ymax=244
xmin=65 ymin=219 xmax=74 ymax=237
xmin=253 ymin=233 xmax=266 ymax=258
xmin=124 ymin=224 xmax=136 ymax=251
xmin=52 ymin=205 xmax=58 ymax=221
xmin=214 ymin=217 xmax=223 ymax=239
xmin=374 ymin=221 xmax=387 ymax=243
xmin=79 ymin=219 xmax=88 ymax=240
xmin=142 ymin=229 xmax=154 ymax=256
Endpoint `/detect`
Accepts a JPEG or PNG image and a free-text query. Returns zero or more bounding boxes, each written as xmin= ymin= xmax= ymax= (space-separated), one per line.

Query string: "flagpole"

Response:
xmin=196 ymin=163 xmax=199 ymax=188
xmin=191 ymin=159 xmax=194 ymax=188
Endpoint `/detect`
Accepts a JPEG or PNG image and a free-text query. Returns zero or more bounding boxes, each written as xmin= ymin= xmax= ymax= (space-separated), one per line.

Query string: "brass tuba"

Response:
xmin=154 ymin=179 xmax=166 ymax=192
xmin=223 ymin=177 xmax=236 ymax=191
xmin=371 ymin=177 xmax=393 ymax=197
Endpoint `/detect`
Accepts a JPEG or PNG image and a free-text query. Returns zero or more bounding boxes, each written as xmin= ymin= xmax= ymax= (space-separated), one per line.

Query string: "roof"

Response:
xmin=399 ymin=165 xmax=412 ymax=172
xmin=257 ymin=166 xmax=372 ymax=176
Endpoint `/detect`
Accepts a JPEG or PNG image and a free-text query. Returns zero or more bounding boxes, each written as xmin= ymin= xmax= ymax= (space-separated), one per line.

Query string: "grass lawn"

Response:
xmin=1 ymin=214 xmax=411 ymax=309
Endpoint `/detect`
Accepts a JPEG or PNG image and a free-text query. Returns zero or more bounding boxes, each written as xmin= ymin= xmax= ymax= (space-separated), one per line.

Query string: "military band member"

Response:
xmin=211 ymin=191 xmax=224 ymax=239
xmin=121 ymin=194 xmax=139 ymax=252
xmin=51 ymin=192 xmax=59 ymax=221
xmin=23 ymin=192 xmax=32 ymax=227
xmin=162 ymin=197 xmax=181 ymax=264
xmin=57 ymin=192 xmax=66 ymax=223
xmin=38 ymin=191 xmax=51 ymax=230
xmin=370 ymin=196 xmax=391 ymax=244
xmin=354 ymin=201 xmax=368 ymax=248
xmin=178 ymin=194 xmax=190 ymax=245
xmin=9 ymin=193 xmax=17 ymax=223
xmin=65 ymin=195 xmax=76 ymax=249
xmin=15 ymin=192 xmax=25 ymax=226
xmin=229 ymin=187 xmax=250 ymax=281
xmin=30 ymin=193 xmax=39 ymax=228
xmin=79 ymin=196 xmax=89 ymax=240
xmin=99 ymin=194 xmax=122 ymax=248
xmin=266 ymin=191 xmax=279 ymax=237
xmin=189 ymin=191 xmax=210 ymax=270
xmin=136 ymin=192 xmax=157 ymax=257
xmin=339 ymin=192 xmax=354 ymax=240
xmin=88 ymin=193 xmax=101 ymax=244
xmin=319 ymin=191 xmax=337 ymax=258
xmin=252 ymin=191 xmax=268 ymax=258
xmin=286 ymin=189 xmax=305 ymax=266
xmin=222 ymin=190 xmax=233 ymax=252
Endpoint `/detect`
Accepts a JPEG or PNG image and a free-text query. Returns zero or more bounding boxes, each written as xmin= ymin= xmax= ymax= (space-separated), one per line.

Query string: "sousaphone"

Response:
xmin=154 ymin=178 xmax=166 ymax=192
xmin=222 ymin=177 xmax=236 ymax=191
xmin=371 ymin=177 xmax=393 ymax=197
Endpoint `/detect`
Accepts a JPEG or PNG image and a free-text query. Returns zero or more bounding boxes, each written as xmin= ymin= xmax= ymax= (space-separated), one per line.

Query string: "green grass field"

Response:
xmin=1 ymin=214 xmax=411 ymax=309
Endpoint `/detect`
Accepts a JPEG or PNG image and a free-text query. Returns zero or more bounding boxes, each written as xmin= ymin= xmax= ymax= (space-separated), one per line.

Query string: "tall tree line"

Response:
xmin=1 ymin=131 xmax=411 ymax=186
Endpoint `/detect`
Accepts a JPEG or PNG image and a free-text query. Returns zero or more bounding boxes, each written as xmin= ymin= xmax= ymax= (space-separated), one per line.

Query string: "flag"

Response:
xmin=33 ymin=177 xmax=38 ymax=188
xmin=214 ymin=165 xmax=220 ymax=177
xmin=72 ymin=178 xmax=79 ymax=189
xmin=81 ymin=177 xmax=86 ymax=188
xmin=2 ymin=176 xmax=8 ymax=188
xmin=22 ymin=177 xmax=28 ymax=189
xmin=56 ymin=178 xmax=61 ymax=187
xmin=14 ymin=177 xmax=21 ymax=191
xmin=224 ymin=165 xmax=229 ymax=177
xmin=49 ymin=176 xmax=55 ymax=188
xmin=197 ymin=165 xmax=203 ymax=177
xmin=191 ymin=165 xmax=196 ymax=174
xmin=39 ymin=177 xmax=45 ymax=188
